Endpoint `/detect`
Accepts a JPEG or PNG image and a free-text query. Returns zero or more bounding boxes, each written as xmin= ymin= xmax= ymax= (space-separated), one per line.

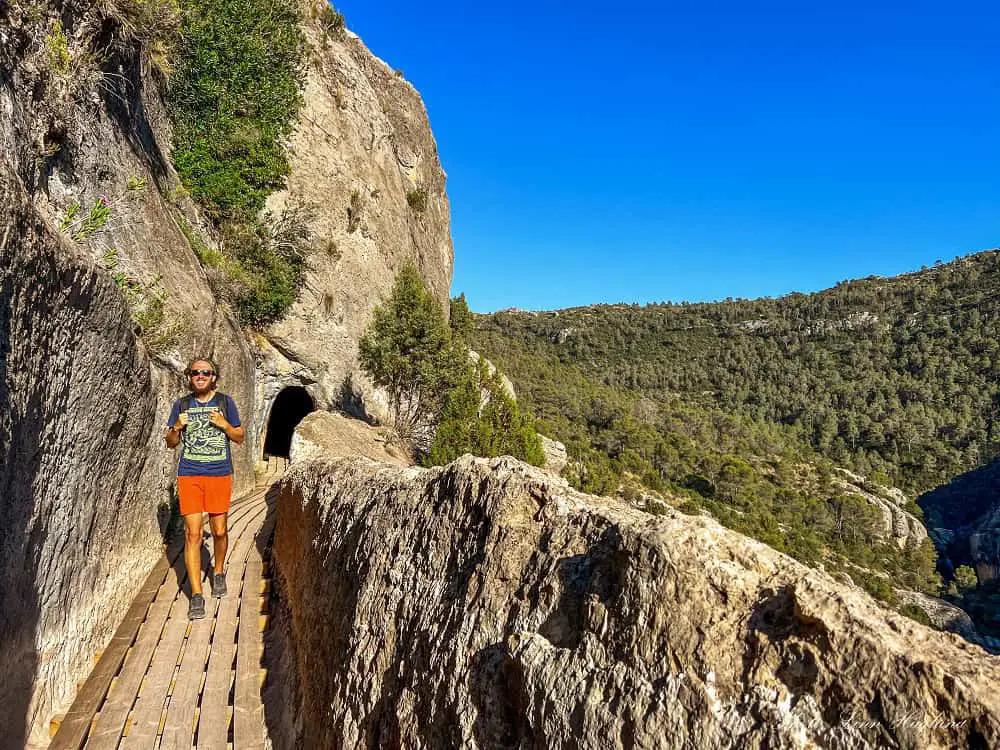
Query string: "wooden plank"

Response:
xmin=117 ymin=582 xmax=199 ymax=750
xmin=159 ymin=503 xmax=268 ymax=750
xmin=54 ymin=486 xmax=270 ymax=748
xmin=50 ymin=552 xmax=174 ymax=750
xmin=118 ymin=495 xmax=269 ymax=750
xmin=233 ymin=509 xmax=277 ymax=750
xmin=85 ymin=587 xmax=181 ymax=748
xmin=191 ymin=504 xmax=269 ymax=750
xmin=233 ymin=557 xmax=266 ymax=750
xmin=52 ymin=482 xmax=271 ymax=750
xmin=86 ymin=492 xmax=269 ymax=749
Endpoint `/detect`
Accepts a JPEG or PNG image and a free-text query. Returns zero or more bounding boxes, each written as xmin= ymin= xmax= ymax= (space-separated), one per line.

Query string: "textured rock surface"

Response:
xmin=0 ymin=172 xmax=165 ymax=749
xmin=271 ymin=452 xmax=1000 ymax=749
xmin=263 ymin=7 xmax=454 ymax=425
xmin=895 ymin=589 xmax=976 ymax=637
xmin=289 ymin=410 xmax=410 ymax=467
xmin=540 ymin=435 xmax=568 ymax=475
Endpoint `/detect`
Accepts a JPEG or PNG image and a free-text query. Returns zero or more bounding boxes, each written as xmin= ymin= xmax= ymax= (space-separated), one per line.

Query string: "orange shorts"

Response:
xmin=177 ymin=475 xmax=232 ymax=516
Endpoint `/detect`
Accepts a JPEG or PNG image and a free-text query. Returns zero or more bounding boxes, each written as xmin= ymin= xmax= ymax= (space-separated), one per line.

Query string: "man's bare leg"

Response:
xmin=209 ymin=512 xmax=228 ymax=574
xmin=184 ymin=513 xmax=205 ymax=596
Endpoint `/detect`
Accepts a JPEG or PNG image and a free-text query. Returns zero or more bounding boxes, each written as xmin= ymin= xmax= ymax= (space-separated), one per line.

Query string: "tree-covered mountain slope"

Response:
xmin=471 ymin=318 xmax=939 ymax=606
xmin=476 ymin=250 xmax=1000 ymax=497
xmin=469 ymin=250 xmax=1000 ymax=611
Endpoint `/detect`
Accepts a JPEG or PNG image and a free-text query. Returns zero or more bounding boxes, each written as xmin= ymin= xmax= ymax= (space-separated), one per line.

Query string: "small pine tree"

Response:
xmin=358 ymin=263 xmax=461 ymax=440
xmin=449 ymin=293 xmax=474 ymax=343
xmin=426 ymin=361 xmax=545 ymax=467
xmin=954 ymin=565 xmax=978 ymax=592
xmin=361 ymin=267 xmax=544 ymax=464
xmin=426 ymin=367 xmax=480 ymax=466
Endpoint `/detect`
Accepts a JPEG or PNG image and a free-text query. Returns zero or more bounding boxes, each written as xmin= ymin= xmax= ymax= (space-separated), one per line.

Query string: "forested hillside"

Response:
xmin=476 ymin=251 xmax=1000 ymax=496
xmin=470 ymin=251 xmax=1000 ymax=607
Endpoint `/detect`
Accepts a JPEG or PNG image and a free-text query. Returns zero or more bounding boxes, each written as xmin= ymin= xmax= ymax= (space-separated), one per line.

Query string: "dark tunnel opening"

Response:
xmin=263 ymin=386 xmax=315 ymax=459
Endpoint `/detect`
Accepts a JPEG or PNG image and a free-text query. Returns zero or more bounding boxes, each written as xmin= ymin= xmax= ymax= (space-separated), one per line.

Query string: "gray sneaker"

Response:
xmin=188 ymin=593 xmax=206 ymax=620
xmin=211 ymin=572 xmax=227 ymax=599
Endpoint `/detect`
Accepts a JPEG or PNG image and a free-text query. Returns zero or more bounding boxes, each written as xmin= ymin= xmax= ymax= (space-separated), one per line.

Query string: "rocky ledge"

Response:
xmin=271 ymin=452 xmax=1000 ymax=749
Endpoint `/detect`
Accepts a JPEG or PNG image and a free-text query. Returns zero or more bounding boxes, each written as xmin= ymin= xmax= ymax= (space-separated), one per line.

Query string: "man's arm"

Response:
xmin=165 ymin=402 xmax=186 ymax=448
xmin=165 ymin=425 xmax=181 ymax=448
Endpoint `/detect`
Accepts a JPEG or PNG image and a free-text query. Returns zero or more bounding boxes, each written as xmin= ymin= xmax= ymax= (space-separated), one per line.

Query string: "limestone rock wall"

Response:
xmin=262 ymin=4 xmax=454 ymax=425
xmin=0 ymin=173 xmax=166 ymax=749
xmin=0 ymin=3 xmax=253 ymax=743
xmin=271 ymin=452 xmax=1000 ymax=749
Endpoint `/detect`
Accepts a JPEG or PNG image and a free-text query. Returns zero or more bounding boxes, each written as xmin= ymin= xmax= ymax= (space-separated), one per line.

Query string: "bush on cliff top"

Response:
xmin=359 ymin=263 xmax=462 ymax=442
xmin=359 ymin=265 xmax=544 ymax=466
xmin=168 ymin=0 xmax=304 ymax=219
xmin=166 ymin=0 xmax=307 ymax=326
xmin=427 ymin=360 xmax=545 ymax=468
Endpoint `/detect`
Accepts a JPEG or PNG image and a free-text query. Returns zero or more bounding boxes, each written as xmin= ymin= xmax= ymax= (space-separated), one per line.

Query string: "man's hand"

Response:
xmin=208 ymin=407 xmax=245 ymax=444
xmin=166 ymin=412 xmax=187 ymax=447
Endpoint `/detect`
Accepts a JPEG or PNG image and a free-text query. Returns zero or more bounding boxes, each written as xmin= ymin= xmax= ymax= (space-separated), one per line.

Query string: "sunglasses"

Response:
xmin=188 ymin=369 xmax=216 ymax=377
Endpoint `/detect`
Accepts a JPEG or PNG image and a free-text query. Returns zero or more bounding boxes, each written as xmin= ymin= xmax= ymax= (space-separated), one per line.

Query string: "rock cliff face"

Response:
xmin=0 ymin=1 xmax=451 ymax=743
xmin=261 ymin=9 xmax=453 ymax=426
xmin=0 ymin=4 xmax=255 ymax=743
xmin=0 ymin=172 xmax=169 ymax=750
xmin=271 ymin=447 xmax=1000 ymax=750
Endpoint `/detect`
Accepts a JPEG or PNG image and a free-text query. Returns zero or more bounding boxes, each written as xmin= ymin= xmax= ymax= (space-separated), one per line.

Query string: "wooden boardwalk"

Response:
xmin=50 ymin=467 xmax=281 ymax=750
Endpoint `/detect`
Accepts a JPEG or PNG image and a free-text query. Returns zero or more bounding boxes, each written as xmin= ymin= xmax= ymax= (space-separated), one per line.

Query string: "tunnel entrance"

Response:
xmin=263 ymin=386 xmax=315 ymax=459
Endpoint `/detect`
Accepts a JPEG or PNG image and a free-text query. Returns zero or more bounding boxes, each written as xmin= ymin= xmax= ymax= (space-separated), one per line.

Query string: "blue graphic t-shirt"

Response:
xmin=167 ymin=393 xmax=241 ymax=477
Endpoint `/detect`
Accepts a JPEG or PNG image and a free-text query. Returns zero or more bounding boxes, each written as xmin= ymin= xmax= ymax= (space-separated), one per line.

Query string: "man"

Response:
xmin=165 ymin=358 xmax=245 ymax=620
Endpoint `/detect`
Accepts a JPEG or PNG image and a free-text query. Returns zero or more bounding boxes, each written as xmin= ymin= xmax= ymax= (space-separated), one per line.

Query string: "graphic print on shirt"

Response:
xmin=182 ymin=404 xmax=228 ymax=464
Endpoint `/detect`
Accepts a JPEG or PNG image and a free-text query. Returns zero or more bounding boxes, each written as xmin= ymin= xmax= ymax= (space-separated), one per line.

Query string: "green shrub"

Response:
xmin=900 ymin=603 xmax=932 ymax=627
xmin=167 ymin=0 xmax=305 ymax=220
xmin=315 ymin=2 xmax=346 ymax=39
xmin=678 ymin=498 xmax=701 ymax=515
xmin=165 ymin=0 xmax=308 ymax=327
xmin=221 ymin=206 xmax=310 ymax=327
xmin=359 ymin=263 xmax=461 ymax=438
xmin=954 ymin=565 xmax=978 ymax=592
xmin=856 ymin=571 xmax=896 ymax=604
xmin=102 ymin=249 xmax=186 ymax=355
xmin=449 ymin=293 xmax=474 ymax=343
xmin=426 ymin=360 xmax=545 ymax=467
xmin=103 ymin=0 xmax=181 ymax=48
xmin=175 ymin=199 xmax=312 ymax=328
xmin=406 ymin=187 xmax=427 ymax=213
xmin=45 ymin=20 xmax=71 ymax=76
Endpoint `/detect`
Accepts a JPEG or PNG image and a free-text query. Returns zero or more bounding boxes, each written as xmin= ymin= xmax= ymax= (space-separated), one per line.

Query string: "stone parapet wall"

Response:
xmin=271 ymin=450 xmax=1000 ymax=749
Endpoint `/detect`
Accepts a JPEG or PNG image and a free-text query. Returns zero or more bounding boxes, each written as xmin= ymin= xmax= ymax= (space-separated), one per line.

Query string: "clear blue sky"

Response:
xmin=336 ymin=0 xmax=1000 ymax=312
